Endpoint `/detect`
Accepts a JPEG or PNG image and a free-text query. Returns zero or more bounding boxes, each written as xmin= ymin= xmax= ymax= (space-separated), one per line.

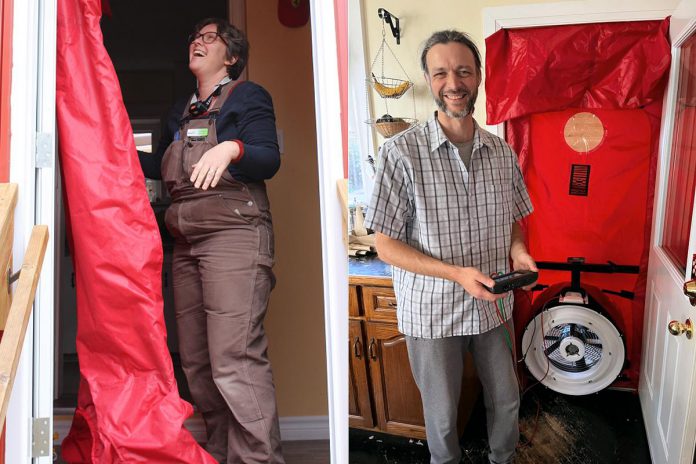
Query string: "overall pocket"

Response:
xmin=216 ymin=193 xmax=261 ymax=225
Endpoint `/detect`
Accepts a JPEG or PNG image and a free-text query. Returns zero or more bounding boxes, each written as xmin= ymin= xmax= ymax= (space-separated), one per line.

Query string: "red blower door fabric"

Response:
xmin=485 ymin=20 xmax=671 ymax=124
xmin=56 ymin=1 xmax=214 ymax=462
xmin=525 ymin=108 xmax=651 ymax=380
xmin=484 ymin=19 xmax=671 ymax=390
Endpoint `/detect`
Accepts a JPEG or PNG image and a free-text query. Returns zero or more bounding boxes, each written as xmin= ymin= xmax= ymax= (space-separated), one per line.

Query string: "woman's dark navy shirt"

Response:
xmin=139 ymin=80 xmax=280 ymax=183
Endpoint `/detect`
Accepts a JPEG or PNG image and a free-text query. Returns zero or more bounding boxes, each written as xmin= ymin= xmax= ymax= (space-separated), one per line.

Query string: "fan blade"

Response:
xmin=576 ymin=358 xmax=587 ymax=370
xmin=544 ymin=335 xmax=559 ymax=341
xmin=569 ymin=323 xmax=583 ymax=339
xmin=544 ymin=340 xmax=561 ymax=357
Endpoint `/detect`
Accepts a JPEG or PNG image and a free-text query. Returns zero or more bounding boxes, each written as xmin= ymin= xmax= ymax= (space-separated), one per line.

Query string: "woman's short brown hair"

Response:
xmin=193 ymin=18 xmax=249 ymax=80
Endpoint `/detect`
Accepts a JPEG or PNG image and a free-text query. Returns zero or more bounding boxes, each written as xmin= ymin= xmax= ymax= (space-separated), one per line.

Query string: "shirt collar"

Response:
xmin=191 ymin=76 xmax=232 ymax=104
xmin=426 ymin=111 xmax=493 ymax=153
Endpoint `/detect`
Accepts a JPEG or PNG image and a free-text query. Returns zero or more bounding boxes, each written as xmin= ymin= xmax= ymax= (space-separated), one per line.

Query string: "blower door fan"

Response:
xmin=522 ymin=304 xmax=625 ymax=395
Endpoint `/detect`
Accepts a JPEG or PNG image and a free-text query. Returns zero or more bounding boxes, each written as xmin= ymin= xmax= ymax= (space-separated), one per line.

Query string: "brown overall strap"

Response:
xmin=180 ymin=79 xmax=244 ymax=121
xmin=208 ymin=79 xmax=243 ymax=114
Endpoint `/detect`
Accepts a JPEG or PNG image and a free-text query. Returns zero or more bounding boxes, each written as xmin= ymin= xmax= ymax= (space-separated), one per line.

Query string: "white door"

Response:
xmin=639 ymin=3 xmax=696 ymax=464
xmin=6 ymin=0 xmax=56 ymax=462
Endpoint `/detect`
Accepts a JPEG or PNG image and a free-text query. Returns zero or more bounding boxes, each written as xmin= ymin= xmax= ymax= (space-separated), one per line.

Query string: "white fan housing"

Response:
xmin=521 ymin=304 xmax=625 ymax=395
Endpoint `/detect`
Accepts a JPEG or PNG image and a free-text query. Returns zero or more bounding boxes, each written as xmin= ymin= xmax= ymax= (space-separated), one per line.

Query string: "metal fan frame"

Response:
xmin=521 ymin=304 xmax=625 ymax=395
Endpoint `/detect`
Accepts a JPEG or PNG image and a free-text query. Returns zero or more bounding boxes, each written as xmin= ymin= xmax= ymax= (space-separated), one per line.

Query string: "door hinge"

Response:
xmin=35 ymin=132 xmax=54 ymax=168
xmin=31 ymin=417 xmax=51 ymax=457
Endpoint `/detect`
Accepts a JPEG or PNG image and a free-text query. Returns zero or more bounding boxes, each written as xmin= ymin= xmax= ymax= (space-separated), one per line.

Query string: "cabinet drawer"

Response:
xmin=362 ymin=286 xmax=397 ymax=323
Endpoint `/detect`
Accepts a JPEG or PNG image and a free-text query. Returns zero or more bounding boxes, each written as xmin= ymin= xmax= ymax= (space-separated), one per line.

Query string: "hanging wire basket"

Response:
xmin=368 ymin=74 xmax=413 ymax=99
xmin=363 ymin=12 xmax=418 ymax=138
xmin=366 ymin=117 xmax=417 ymax=138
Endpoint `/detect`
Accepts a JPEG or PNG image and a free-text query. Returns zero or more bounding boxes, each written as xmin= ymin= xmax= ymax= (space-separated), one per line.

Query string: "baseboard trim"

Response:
xmin=54 ymin=411 xmax=329 ymax=444
xmin=278 ymin=415 xmax=330 ymax=441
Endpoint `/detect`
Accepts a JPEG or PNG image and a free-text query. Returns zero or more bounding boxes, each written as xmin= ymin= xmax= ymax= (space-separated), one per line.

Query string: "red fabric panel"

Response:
xmin=485 ymin=19 xmax=671 ymax=125
xmin=0 ymin=0 xmax=13 ymax=184
xmin=334 ymin=0 xmax=348 ymax=177
xmin=56 ymin=0 xmax=214 ymax=462
xmin=527 ymin=109 xmax=650 ymax=264
xmin=0 ymin=426 xmax=4 ymax=464
xmin=0 ymin=0 xmax=12 ymax=459
xmin=486 ymin=20 xmax=671 ymax=390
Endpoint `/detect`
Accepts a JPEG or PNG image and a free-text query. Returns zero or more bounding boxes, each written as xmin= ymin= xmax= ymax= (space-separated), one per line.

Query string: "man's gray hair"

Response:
xmin=420 ymin=30 xmax=482 ymax=75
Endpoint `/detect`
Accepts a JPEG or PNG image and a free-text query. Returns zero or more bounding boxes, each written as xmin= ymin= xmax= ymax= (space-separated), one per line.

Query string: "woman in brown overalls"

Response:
xmin=139 ymin=18 xmax=284 ymax=464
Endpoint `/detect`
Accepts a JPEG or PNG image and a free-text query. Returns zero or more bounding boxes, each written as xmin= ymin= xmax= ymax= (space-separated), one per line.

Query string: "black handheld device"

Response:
xmin=485 ymin=270 xmax=538 ymax=294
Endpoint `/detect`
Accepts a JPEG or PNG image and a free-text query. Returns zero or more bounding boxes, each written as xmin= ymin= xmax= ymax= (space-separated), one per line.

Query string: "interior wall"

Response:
xmin=360 ymin=0 xmax=558 ymax=134
xmin=245 ymin=4 xmax=328 ymax=417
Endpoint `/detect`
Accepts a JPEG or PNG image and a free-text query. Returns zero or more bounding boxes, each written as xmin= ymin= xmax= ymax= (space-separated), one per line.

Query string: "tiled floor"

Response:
xmin=350 ymin=387 xmax=650 ymax=464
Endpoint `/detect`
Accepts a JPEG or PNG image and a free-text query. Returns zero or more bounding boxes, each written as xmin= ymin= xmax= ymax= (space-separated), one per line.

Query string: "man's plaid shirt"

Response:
xmin=365 ymin=114 xmax=533 ymax=339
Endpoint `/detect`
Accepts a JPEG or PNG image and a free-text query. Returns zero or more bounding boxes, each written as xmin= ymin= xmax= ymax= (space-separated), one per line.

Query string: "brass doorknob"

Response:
xmin=668 ymin=319 xmax=693 ymax=339
xmin=685 ymin=280 xmax=696 ymax=307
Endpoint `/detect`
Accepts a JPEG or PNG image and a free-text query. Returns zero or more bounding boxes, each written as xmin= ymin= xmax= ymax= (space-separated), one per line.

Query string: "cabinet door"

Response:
xmin=349 ymin=285 xmax=361 ymax=317
xmin=349 ymin=320 xmax=374 ymax=428
xmin=366 ymin=321 xmax=426 ymax=439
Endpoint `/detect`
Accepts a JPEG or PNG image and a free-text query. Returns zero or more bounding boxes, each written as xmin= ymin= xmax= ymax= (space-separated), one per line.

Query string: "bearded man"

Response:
xmin=365 ymin=30 xmax=537 ymax=464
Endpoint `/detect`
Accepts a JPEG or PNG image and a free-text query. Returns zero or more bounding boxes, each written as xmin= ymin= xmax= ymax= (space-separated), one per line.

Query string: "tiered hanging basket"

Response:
xmin=365 ymin=16 xmax=417 ymax=138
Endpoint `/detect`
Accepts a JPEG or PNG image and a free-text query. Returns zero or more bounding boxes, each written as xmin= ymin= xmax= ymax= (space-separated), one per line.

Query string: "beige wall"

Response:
xmin=245 ymin=5 xmax=328 ymax=416
xmin=361 ymin=0 xmax=560 ymax=134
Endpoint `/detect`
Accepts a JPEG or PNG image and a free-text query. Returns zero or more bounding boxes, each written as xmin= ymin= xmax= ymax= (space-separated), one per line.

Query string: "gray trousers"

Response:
xmin=406 ymin=322 xmax=520 ymax=464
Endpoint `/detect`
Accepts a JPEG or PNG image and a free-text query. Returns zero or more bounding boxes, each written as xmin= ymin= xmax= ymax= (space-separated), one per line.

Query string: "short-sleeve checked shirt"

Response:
xmin=365 ymin=114 xmax=533 ymax=339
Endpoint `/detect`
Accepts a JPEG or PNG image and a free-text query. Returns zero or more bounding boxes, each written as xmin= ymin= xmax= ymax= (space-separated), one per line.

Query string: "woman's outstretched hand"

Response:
xmin=190 ymin=141 xmax=240 ymax=190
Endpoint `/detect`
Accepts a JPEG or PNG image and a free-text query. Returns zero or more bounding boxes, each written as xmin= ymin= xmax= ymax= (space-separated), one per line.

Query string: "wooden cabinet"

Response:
xmin=349 ymin=275 xmax=480 ymax=439
xmin=365 ymin=320 xmax=425 ymax=437
xmin=349 ymin=319 xmax=374 ymax=428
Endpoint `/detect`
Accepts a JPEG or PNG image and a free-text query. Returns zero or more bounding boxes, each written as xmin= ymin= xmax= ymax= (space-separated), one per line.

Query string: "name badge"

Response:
xmin=187 ymin=128 xmax=209 ymax=138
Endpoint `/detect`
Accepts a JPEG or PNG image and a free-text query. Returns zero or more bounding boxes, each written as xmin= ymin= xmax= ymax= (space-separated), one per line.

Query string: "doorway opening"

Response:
xmin=53 ymin=0 xmax=227 ymax=412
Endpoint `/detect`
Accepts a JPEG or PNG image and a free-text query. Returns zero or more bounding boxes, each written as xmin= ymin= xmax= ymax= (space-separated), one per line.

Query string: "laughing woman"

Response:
xmin=138 ymin=18 xmax=284 ymax=464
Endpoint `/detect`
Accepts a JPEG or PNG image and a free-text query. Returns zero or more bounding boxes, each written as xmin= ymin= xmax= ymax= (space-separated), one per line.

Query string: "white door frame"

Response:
xmin=33 ymin=0 xmax=57 ymax=462
xmin=309 ymin=1 xmax=348 ymax=463
xmin=6 ymin=0 xmax=56 ymax=462
xmin=482 ymin=0 xmax=677 ymax=137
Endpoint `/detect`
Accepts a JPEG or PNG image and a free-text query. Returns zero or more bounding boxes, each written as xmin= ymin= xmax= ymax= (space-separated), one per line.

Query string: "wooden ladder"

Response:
xmin=0 ymin=183 xmax=49 ymax=434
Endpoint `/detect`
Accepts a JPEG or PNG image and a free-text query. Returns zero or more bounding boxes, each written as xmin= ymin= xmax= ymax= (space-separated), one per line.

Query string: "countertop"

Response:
xmin=349 ymin=255 xmax=392 ymax=278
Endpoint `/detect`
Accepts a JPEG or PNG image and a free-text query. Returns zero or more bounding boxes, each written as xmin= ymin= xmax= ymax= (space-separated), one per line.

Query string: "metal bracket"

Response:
xmin=35 ymin=132 xmax=54 ymax=168
xmin=7 ymin=269 xmax=19 ymax=286
xmin=378 ymin=8 xmax=401 ymax=44
xmin=32 ymin=417 xmax=51 ymax=457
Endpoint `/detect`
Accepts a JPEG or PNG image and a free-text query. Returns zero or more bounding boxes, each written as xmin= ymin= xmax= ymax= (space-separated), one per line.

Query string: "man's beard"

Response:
xmin=434 ymin=87 xmax=477 ymax=119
